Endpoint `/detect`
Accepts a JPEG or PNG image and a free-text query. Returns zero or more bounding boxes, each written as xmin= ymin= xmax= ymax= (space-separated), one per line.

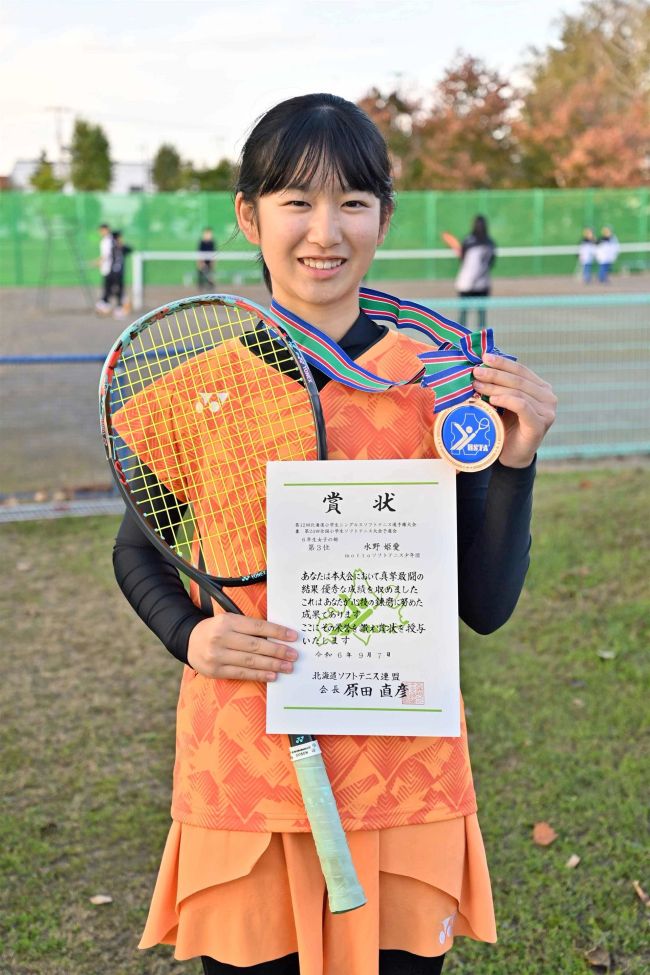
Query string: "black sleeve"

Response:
xmin=456 ymin=458 xmax=535 ymax=634
xmin=113 ymin=508 xmax=207 ymax=665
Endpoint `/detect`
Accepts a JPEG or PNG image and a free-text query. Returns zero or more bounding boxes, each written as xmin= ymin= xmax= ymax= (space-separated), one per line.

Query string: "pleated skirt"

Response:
xmin=139 ymin=814 xmax=496 ymax=974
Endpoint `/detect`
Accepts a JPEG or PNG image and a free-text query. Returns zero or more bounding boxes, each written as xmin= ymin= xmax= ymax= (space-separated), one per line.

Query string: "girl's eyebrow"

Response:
xmin=280 ymin=182 xmax=368 ymax=194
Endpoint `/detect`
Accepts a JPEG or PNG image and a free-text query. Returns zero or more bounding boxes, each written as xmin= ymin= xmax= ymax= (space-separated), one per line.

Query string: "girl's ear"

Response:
xmin=377 ymin=204 xmax=394 ymax=247
xmin=235 ymin=192 xmax=260 ymax=245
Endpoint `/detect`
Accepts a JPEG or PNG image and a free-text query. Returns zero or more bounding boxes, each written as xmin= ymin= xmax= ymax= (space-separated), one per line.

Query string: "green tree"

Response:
xmin=192 ymin=158 xmax=236 ymax=191
xmin=69 ymin=118 xmax=111 ymax=191
xmin=516 ymin=0 xmax=650 ymax=186
xmin=30 ymin=151 xmax=64 ymax=192
xmin=152 ymin=143 xmax=183 ymax=191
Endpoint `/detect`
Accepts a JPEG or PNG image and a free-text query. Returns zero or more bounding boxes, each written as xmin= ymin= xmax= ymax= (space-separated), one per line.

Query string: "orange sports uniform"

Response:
xmin=114 ymin=327 xmax=496 ymax=970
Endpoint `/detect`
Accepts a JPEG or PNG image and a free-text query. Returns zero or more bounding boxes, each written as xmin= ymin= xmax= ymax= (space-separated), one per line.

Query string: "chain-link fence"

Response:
xmin=2 ymin=187 xmax=648 ymax=287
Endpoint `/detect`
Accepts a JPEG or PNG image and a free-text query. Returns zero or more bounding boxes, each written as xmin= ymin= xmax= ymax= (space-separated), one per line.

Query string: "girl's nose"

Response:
xmin=306 ymin=204 xmax=343 ymax=248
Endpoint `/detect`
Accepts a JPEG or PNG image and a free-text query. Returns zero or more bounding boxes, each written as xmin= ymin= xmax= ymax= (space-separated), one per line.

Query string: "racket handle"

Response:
xmin=290 ymin=740 xmax=366 ymax=914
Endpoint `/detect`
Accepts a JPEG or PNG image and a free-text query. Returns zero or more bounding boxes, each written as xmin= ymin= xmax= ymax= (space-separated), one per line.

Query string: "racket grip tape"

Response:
xmin=290 ymin=741 xmax=366 ymax=914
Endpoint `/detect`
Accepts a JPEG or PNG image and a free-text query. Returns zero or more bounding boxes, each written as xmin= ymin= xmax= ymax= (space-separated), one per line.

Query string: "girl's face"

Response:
xmin=236 ymin=180 xmax=391 ymax=337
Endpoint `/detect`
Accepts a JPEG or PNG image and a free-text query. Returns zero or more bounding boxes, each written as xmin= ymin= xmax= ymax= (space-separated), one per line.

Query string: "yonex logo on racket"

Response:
xmin=195 ymin=390 xmax=229 ymax=414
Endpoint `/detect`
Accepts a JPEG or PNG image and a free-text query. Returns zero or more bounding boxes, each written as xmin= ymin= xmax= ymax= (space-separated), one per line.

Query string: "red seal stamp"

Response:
xmin=401 ymin=681 xmax=425 ymax=705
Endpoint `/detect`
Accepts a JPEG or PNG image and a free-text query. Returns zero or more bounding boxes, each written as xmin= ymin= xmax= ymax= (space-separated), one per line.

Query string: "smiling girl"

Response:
xmin=113 ymin=93 xmax=556 ymax=975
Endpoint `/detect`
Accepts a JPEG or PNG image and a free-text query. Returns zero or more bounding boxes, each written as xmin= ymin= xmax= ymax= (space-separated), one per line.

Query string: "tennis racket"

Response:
xmin=441 ymin=231 xmax=461 ymax=255
xmin=99 ymin=293 xmax=366 ymax=914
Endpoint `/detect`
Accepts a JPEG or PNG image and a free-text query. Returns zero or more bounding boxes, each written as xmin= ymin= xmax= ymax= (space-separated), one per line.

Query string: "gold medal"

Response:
xmin=433 ymin=397 xmax=504 ymax=472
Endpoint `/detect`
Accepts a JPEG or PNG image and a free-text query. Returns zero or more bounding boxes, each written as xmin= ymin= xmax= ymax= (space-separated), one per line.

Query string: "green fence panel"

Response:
xmin=1 ymin=188 xmax=648 ymax=287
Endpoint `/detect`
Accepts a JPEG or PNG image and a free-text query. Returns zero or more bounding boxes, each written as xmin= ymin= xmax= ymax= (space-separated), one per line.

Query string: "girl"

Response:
xmin=113 ymin=93 xmax=556 ymax=975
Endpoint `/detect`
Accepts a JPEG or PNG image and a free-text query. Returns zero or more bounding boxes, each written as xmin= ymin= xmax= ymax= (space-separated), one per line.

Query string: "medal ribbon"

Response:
xmin=268 ymin=286 xmax=514 ymax=413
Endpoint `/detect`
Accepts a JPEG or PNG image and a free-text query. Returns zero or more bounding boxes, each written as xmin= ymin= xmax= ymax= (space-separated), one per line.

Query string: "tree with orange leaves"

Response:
xmin=514 ymin=0 xmax=650 ymax=187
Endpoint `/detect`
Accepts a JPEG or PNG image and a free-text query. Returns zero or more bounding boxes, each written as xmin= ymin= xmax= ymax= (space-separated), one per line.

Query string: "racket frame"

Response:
xmin=99 ymin=293 xmax=327 ymax=591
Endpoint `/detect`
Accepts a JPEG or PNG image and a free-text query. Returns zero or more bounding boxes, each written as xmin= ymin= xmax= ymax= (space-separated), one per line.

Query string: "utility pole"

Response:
xmin=46 ymin=106 xmax=73 ymax=164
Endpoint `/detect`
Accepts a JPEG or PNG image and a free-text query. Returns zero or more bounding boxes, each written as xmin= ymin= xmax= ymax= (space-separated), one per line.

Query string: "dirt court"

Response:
xmin=1 ymin=272 xmax=649 ymax=496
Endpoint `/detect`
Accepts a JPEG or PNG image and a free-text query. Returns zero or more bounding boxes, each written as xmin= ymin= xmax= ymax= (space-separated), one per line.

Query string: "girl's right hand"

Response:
xmin=187 ymin=614 xmax=299 ymax=681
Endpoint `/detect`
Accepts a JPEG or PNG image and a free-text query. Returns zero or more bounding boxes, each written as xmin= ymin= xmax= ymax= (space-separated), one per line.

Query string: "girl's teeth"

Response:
xmin=302 ymin=259 xmax=343 ymax=269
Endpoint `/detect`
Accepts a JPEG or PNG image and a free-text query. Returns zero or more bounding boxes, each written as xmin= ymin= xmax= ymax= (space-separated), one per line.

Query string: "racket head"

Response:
xmin=100 ymin=293 xmax=326 ymax=587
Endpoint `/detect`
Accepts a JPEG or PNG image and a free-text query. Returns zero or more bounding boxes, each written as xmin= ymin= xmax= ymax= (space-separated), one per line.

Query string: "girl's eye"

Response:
xmin=286 ymin=199 xmax=309 ymax=208
xmin=343 ymin=199 xmax=370 ymax=209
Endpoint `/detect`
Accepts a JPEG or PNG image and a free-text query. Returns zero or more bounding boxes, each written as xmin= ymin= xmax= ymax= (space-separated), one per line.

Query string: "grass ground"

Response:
xmin=1 ymin=467 xmax=648 ymax=974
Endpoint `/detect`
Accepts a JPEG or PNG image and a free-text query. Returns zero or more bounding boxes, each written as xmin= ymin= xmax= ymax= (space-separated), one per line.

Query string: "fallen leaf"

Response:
xmin=579 ymin=480 xmax=594 ymax=490
xmin=566 ymin=853 xmax=581 ymax=868
xmin=533 ymin=822 xmax=558 ymax=846
xmin=597 ymin=650 xmax=617 ymax=660
xmin=632 ymin=879 xmax=649 ymax=906
xmin=16 ymin=561 xmax=32 ymax=572
xmin=585 ymin=945 xmax=610 ymax=969
xmin=576 ymin=565 xmax=591 ymax=576
xmin=572 ymin=698 xmax=585 ymax=708
xmin=89 ymin=894 xmax=113 ymax=905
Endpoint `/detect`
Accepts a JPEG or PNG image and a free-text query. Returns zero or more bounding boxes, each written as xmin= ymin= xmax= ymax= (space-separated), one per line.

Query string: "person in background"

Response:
xmin=596 ymin=226 xmax=620 ymax=283
xmin=95 ymin=223 xmax=113 ymax=314
xmin=578 ymin=228 xmax=597 ymax=284
xmin=108 ymin=230 xmax=132 ymax=319
xmin=197 ymin=227 xmax=217 ymax=289
xmin=455 ymin=215 xmax=496 ymax=329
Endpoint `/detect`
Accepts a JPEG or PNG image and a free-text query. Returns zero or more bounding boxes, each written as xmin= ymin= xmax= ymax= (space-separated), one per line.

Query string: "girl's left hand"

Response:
xmin=472 ymin=352 xmax=557 ymax=469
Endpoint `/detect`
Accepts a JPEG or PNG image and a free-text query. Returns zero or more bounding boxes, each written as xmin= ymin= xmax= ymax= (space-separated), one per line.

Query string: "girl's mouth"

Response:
xmin=299 ymin=257 xmax=346 ymax=271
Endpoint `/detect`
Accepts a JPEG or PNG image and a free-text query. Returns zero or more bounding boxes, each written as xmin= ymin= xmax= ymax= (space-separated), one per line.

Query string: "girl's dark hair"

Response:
xmin=236 ymin=93 xmax=394 ymax=291
xmin=472 ymin=215 xmax=489 ymax=241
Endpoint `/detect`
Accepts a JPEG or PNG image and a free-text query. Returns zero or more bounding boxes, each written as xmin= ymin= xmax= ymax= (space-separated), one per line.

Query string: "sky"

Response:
xmin=0 ymin=0 xmax=587 ymax=174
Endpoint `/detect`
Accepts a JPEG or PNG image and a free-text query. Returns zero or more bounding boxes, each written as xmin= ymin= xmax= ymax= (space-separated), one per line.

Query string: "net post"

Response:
xmin=133 ymin=252 xmax=144 ymax=311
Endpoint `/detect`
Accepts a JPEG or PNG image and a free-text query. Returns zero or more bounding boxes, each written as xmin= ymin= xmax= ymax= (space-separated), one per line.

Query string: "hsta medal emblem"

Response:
xmin=433 ymin=397 xmax=504 ymax=472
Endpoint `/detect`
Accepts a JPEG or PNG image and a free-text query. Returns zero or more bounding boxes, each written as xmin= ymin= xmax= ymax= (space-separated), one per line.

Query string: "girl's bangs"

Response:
xmin=257 ymin=115 xmax=390 ymax=199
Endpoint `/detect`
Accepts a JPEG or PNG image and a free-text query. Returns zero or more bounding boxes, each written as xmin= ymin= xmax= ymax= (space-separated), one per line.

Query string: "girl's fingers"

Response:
xmin=473 ymin=377 xmax=556 ymax=412
xmin=218 ymin=665 xmax=280 ymax=682
xmin=487 ymin=390 xmax=555 ymax=430
xmin=218 ymin=648 xmax=296 ymax=677
xmin=227 ymin=628 xmax=299 ymax=661
xmin=228 ymin=614 xmax=298 ymax=645
xmin=473 ymin=356 xmax=558 ymax=415
xmin=474 ymin=366 xmax=554 ymax=402
xmin=477 ymin=354 xmax=548 ymax=389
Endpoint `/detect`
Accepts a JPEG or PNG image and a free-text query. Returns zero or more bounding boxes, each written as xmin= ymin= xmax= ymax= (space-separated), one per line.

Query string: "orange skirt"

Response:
xmin=140 ymin=815 xmax=496 ymax=973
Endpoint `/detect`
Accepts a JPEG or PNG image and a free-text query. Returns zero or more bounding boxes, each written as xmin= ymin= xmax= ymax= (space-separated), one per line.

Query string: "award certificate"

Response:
xmin=266 ymin=459 xmax=460 ymax=737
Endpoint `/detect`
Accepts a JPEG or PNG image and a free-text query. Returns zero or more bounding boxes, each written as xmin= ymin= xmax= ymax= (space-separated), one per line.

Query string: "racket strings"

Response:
xmin=110 ymin=300 xmax=319 ymax=578
xmin=119 ymin=305 xmax=261 ymax=568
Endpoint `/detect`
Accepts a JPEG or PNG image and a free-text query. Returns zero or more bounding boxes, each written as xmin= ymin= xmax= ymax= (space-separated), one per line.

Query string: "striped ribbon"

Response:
xmin=269 ymin=286 xmax=514 ymax=413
